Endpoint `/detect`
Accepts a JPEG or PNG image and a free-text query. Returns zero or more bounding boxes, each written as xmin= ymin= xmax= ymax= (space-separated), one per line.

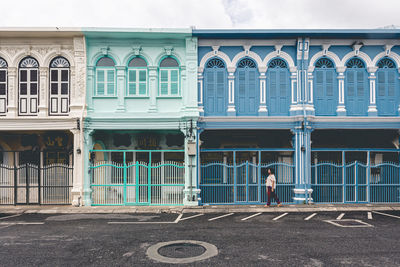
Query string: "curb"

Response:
xmin=1 ymin=204 xmax=399 ymax=214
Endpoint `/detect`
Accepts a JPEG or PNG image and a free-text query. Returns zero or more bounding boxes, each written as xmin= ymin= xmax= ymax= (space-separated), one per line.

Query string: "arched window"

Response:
xmin=49 ymin=57 xmax=70 ymax=115
xmin=376 ymin=58 xmax=398 ymax=116
xmin=0 ymin=58 xmax=8 ymax=114
xmin=314 ymin=57 xmax=337 ymax=116
xmin=95 ymin=57 xmax=115 ymax=96
xmin=235 ymin=57 xmax=259 ymax=116
xmin=267 ymin=58 xmax=290 ymax=116
xmin=204 ymin=58 xmax=228 ymax=116
xmin=345 ymin=58 xmax=368 ymax=116
xmin=159 ymin=57 xmax=179 ymax=96
xmin=19 ymin=56 xmax=39 ymax=115
xmin=127 ymin=57 xmax=147 ymax=96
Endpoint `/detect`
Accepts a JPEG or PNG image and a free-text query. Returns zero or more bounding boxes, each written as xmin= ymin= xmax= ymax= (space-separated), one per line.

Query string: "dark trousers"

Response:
xmin=267 ymin=186 xmax=280 ymax=205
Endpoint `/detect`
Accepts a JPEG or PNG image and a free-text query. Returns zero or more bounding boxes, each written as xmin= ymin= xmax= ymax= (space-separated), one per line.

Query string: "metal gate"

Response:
xmin=199 ymin=149 xmax=295 ymax=205
xmin=90 ymin=150 xmax=185 ymax=206
xmin=311 ymin=156 xmax=400 ymax=203
xmin=0 ymin=152 xmax=73 ymax=205
xmin=200 ymin=161 xmax=295 ymax=205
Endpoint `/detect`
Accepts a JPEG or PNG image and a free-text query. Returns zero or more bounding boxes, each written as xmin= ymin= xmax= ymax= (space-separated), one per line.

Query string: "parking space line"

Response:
xmin=0 ymin=214 xmax=22 ymax=220
xmin=108 ymin=214 xmax=182 ymax=224
xmin=368 ymin=212 xmax=373 ymax=220
xmin=304 ymin=213 xmax=317 ymax=221
xmin=272 ymin=213 xmax=288 ymax=221
xmin=179 ymin=214 xmax=204 ymax=221
xmin=208 ymin=213 xmax=234 ymax=221
xmin=0 ymin=222 xmax=44 ymax=225
xmin=336 ymin=213 xmax=345 ymax=220
xmin=372 ymin=211 xmax=400 ymax=219
xmin=241 ymin=213 xmax=262 ymax=221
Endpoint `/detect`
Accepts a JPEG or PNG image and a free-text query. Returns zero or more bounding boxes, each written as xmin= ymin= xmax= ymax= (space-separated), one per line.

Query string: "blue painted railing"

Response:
xmin=200 ymin=161 xmax=295 ymax=205
xmin=311 ymin=161 xmax=400 ymax=203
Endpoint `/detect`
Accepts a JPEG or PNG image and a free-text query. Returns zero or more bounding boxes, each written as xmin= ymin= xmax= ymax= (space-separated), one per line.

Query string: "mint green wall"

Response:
xmin=84 ymin=28 xmax=198 ymax=127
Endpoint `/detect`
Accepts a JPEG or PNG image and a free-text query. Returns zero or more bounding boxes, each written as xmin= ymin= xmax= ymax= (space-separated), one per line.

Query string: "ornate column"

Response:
xmin=83 ymin=128 xmax=94 ymax=206
xmin=289 ymin=68 xmax=300 ymax=115
xmin=336 ymin=66 xmax=346 ymax=116
xmin=185 ymin=37 xmax=199 ymax=114
xmin=227 ymin=67 xmax=236 ymax=116
xmin=38 ymin=66 xmax=49 ymax=116
xmin=258 ymin=66 xmax=268 ymax=116
xmin=367 ymin=67 xmax=378 ymax=116
xmin=307 ymin=70 xmax=316 ymax=115
xmin=70 ymin=128 xmax=83 ymax=206
xmin=70 ymin=36 xmax=86 ymax=117
xmin=181 ymin=121 xmax=199 ymax=206
xmin=87 ymin=66 xmax=95 ymax=113
xmin=292 ymin=121 xmax=313 ymax=204
xmin=116 ymin=66 xmax=126 ymax=112
xmin=6 ymin=67 xmax=17 ymax=117
xmin=197 ymin=71 xmax=204 ymax=114
xmin=148 ymin=66 xmax=157 ymax=112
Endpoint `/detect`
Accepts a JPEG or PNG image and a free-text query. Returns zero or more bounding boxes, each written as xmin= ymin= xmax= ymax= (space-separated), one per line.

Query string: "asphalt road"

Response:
xmin=1 ymin=210 xmax=400 ymax=266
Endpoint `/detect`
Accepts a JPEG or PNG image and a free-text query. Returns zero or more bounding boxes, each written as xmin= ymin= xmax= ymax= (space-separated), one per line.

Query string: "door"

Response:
xmin=268 ymin=69 xmax=290 ymax=116
xmin=314 ymin=69 xmax=337 ymax=115
xmin=50 ymin=68 xmax=69 ymax=115
xmin=345 ymin=69 xmax=368 ymax=116
xmin=19 ymin=68 xmax=39 ymax=115
xmin=376 ymin=69 xmax=397 ymax=116
xmin=16 ymin=151 xmax=40 ymax=204
xmin=205 ymin=68 xmax=227 ymax=116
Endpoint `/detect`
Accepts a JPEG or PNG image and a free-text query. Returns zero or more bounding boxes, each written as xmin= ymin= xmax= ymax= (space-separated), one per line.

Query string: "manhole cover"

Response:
xmin=324 ymin=219 xmax=373 ymax=228
xmin=146 ymin=240 xmax=218 ymax=264
xmin=158 ymin=243 xmax=206 ymax=258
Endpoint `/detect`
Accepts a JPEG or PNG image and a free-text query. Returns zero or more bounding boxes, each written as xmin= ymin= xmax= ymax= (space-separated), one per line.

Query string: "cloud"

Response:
xmin=0 ymin=0 xmax=399 ymax=29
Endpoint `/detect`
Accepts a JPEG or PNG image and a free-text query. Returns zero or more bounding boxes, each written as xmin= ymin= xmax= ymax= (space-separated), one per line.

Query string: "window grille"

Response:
xmin=268 ymin=58 xmax=287 ymax=69
xmin=206 ymin=58 xmax=225 ymax=68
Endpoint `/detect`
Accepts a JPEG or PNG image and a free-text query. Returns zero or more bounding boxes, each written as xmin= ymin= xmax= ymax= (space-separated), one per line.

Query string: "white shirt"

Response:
xmin=266 ymin=174 xmax=276 ymax=189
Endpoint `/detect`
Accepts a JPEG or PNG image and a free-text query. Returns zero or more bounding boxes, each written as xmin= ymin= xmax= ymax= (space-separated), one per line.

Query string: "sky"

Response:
xmin=1 ymin=0 xmax=400 ymax=29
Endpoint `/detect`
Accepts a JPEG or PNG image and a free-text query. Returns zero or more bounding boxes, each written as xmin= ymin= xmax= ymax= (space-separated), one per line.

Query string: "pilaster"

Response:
xmin=70 ymin=128 xmax=83 ymax=206
xmin=336 ymin=68 xmax=346 ymax=116
xmin=83 ymin=128 xmax=94 ymax=206
xmin=258 ymin=73 xmax=268 ymax=115
xmin=116 ymin=66 xmax=126 ymax=112
xmin=6 ymin=67 xmax=17 ymax=117
xmin=38 ymin=66 xmax=48 ymax=116
xmin=198 ymin=72 xmax=204 ymax=114
xmin=227 ymin=70 xmax=236 ymax=116
xmin=367 ymin=67 xmax=378 ymax=116
xmin=148 ymin=66 xmax=158 ymax=112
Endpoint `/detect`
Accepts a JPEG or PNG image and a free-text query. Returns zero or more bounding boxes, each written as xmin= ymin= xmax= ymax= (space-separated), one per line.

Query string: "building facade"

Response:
xmin=195 ymin=30 xmax=400 ymax=205
xmin=0 ymin=28 xmax=86 ymax=206
xmin=83 ymin=28 xmax=199 ymax=206
xmin=0 ymin=28 xmax=399 ymax=206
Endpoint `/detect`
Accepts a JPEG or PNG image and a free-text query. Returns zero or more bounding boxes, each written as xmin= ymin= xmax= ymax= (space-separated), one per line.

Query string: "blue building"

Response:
xmin=194 ymin=29 xmax=400 ymax=205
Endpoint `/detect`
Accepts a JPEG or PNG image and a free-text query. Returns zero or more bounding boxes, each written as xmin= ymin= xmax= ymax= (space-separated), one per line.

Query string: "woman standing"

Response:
xmin=264 ymin=168 xmax=282 ymax=207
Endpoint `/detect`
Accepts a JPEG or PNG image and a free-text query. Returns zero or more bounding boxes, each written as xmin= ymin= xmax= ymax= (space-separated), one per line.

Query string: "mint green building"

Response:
xmin=83 ymin=28 xmax=199 ymax=206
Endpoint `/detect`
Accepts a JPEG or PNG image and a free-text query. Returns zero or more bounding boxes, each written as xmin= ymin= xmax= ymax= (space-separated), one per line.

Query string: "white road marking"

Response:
xmin=0 ymin=214 xmax=22 ymax=220
xmin=108 ymin=214 xmax=182 ymax=224
xmin=372 ymin=211 xmax=400 ymax=219
xmin=272 ymin=213 xmax=288 ymax=221
xmin=367 ymin=212 xmax=373 ymax=220
xmin=0 ymin=222 xmax=44 ymax=225
xmin=336 ymin=213 xmax=345 ymax=220
xmin=174 ymin=214 xmax=183 ymax=223
xmin=208 ymin=213 xmax=234 ymax=221
xmin=179 ymin=214 xmax=204 ymax=221
xmin=304 ymin=213 xmax=317 ymax=221
xmin=324 ymin=219 xmax=373 ymax=228
xmin=241 ymin=213 xmax=262 ymax=221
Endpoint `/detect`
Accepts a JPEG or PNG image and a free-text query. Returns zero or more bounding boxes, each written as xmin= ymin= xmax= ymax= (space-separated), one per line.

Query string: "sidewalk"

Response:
xmin=1 ymin=203 xmax=400 ymax=214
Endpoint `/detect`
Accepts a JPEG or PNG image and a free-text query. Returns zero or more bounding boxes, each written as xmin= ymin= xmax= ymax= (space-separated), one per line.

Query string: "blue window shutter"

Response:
xmin=205 ymin=69 xmax=215 ymax=114
xmin=377 ymin=71 xmax=385 ymax=97
xmin=216 ymin=70 xmax=225 ymax=114
xmin=326 ymin=70 xmax=333 ymax=97
xmin=248 ymin=69 xmax=257 ymax=114
xmin=388 ymin=71 xmax=395 ymax=97
xmin=315 ymin=70 xmax=323 ymax=97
